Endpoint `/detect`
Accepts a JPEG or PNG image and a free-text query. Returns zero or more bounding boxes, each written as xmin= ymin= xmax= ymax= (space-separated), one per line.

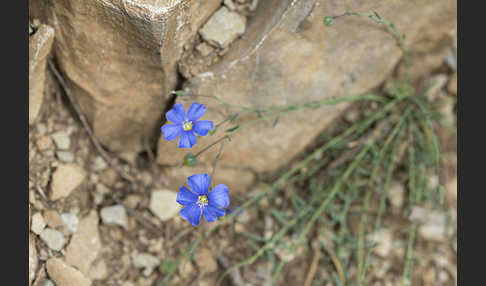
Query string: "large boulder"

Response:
xmin=29 ymin=24 xmax=55 ymax=125
xmin=157 ymin=0 xmax=456 ymax=191
xmin=29 ymin=0 xmax=222 ymax=154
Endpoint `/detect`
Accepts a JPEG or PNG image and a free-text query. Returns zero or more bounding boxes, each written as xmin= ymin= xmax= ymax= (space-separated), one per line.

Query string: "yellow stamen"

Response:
xmin=183 ymin=121 xmax=193 ymax=131
xmin=196 ymin=195 xmax=208 ymax=207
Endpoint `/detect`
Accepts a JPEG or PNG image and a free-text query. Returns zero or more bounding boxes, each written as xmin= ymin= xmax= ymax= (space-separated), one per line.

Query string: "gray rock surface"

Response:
xmin=158 ymin=0 xmax=457 ymax=192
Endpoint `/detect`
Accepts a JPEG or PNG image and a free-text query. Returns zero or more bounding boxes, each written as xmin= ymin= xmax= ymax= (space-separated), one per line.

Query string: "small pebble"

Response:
xmin=50 ymin=130 xmax=71 ymax=150
xmin=56 ymin=151 xmax=74 ymax=163
xmin=40 ymin=228 xmax=66 ymax=251
xmin=101 ymin=205 xmax=128 ymax=229
xmin=61 ymin=212 xmax=79 ymax=233
xmin=31 ymin=212 xmax=47 ymax=235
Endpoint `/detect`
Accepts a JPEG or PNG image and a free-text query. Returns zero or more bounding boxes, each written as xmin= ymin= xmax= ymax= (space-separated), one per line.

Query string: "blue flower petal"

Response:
xmin=166 ymin=103 xmax=186 ymax=124
xmin=208 ymin=184 xmax=230 ymax=208
xmin=180 ymin=203 xmax=202 ymax=226
xmin=161 ymin=123 xmax=183 ymax=141
xmin=187 ymin=102 xmax=206 ymax=121
xmin=176 ymin=186 xmax=198 ymax=206
xmin=187 ymin=174 xmax=210 ymax=195
xmin=178 ymin=131 xmax=197 ymax=148
xmin=203 ymin=205 xmax=226 ymax=222
xmin=193 ymin=120 xmax=213 ymax=136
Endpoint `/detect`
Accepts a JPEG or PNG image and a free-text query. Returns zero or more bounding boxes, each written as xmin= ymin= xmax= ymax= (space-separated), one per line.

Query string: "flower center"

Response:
xmin=196 ymin=195 xmax=208 ymax=207
xmin=182 ymin=120 xmax=193 ymax=131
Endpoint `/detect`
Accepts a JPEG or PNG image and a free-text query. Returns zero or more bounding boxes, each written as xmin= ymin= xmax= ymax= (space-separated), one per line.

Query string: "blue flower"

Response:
xmin=176 ymin=174 xmax=230 ymax=226
xmin=161 ymin=102 xmax=213 ymax=148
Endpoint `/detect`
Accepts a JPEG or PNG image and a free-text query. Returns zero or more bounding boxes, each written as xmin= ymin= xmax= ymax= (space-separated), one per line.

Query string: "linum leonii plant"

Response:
xmin=161 ymin=102 xmax=230 ymax=226
xmin=158 ymin=10 xmax=446 ymax=286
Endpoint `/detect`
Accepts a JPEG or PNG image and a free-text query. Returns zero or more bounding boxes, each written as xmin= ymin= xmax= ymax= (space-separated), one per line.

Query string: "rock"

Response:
xmin=44 ymin=210 xmax=64 ymax=228
xmin=56 ymin=151 xmax=74 ymax=163
xmin=149 ymin=190 xmax=180 ymax=221
xmin=388 ymin=182 xmax=405 ymax=211
xmin=123 ymin=195 xmax=141 ymax=209
xmin=274 ymin=236 xmax=305 ymax=262
xmin=29 ymin=235 xmax=38 ymax=285
xmin=51 ymin=131 xmax=71 ymax=150
xmin=448 ymin=72 xmax=457 ymax=95
xmin=65 ymin=211 xmax=101 ymax=275
xmin=447 ymin=176 xmax=457 ymax=206
xmin=419 ymin=211 xmax=451 ymax=241
xmin=132 ymin=253 xmax=160 ymax=277
xmin=29 ymin=24 xmax=54 ymax=125
xmin=199 ymin=6 xmax=247 ymax=49
xmin=409 ymin=206 xmax=428 ymax=224
xmin=92 ymin=156 xmax=107 ymax=172
xmin=148 ymin=238 xmax=164 ymax=254
xmin=425 ymin=74 xmax=448 ymax=101
xmin=46 ymin=258 xmax=92 ymax=286
xmin=179 ymin=260 xmax=195 ymax=280
xmin=158 ymin=0 xmax=457 ymax=190
xmin=196 ymin=42 xmax=215 ymax=57
xmin=43 ymin=280 xmax=55 ymax=286
xmin=427 ymin=174 xmax=440 ymax=190
xmin=50 ymin=164 xmax=86 ymax=201
xmin=372 ymin=229 xmax=393 ymax=257
xmin=61 ymin=212 xmax=79 ymax=233
xmin=36 ymin=136 xmax=53 ymax=151
xmin=30 ymin=0 xmax=223 ymax=154
xmin=88 ymin=259 xmax=108 ymax=280
xmin=224 ymin=0 xmax=237 ymax=11
xmin=100 ymin=205 xmax=128 ymax=229
xmin=40 ymin=228 xmax=66 ymax=251
xmin=31 ymin=212 xmax=47 ymax=235
xmin=195 ymin=248 xmax=218 ymax=273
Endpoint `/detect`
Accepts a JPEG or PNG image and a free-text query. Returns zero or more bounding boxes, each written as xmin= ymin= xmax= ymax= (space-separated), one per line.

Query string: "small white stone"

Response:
xmin=61 ymin=212 xmax=79 ymax=233
xmin=388 ymin=182 xmax=405 ymax=210
xmin=50 ymin=130 xmax=71 ymax=150
xmin=31 ymin=212 xmax=47 ymax=235
xmin=199 ymin=6 xmax=247 ymax=49
xmin=44 ymin=280 xmax=55 ymax=286
xmin=132 ymin=253 xmax=160 ymax=277
xmin=372 ymin=229 xmax=393 ymax=257
xmin=92 ymin=156 xmax=108 ymax=172
xmin=100 ymin=205 xmax=128 ymax=229
xmin=40 ymin=228 xmax=66 ymax=251
xmin=419 ymin=211 xmax=450 ymax=241
xmin=149 ymin=190 xmax=180 ymax=221
xmin=56 ymin=151 xmax=74 ymax=163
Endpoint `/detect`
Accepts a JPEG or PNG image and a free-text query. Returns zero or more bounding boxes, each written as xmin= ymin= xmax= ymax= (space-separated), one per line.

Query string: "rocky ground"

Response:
xmin=29 ymin=0 xmax=457 ymax=285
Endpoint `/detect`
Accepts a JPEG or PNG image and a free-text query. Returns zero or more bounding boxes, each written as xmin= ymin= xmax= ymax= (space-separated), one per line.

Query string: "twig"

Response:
xmin=304 ymin=248 xmax=321 ymax=286
xmin=327 ymin=245 xmax=346 ymax=285
xmin=210 ymin=138 xmax=227 ymax=187
xmin=36 ymin=186 xmax=47 ymax=200
xmin=47 ymin=60 xmax=135 ymax=183
xmin=216 ymin=254 xmax=245 ymax=286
